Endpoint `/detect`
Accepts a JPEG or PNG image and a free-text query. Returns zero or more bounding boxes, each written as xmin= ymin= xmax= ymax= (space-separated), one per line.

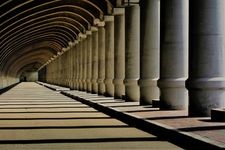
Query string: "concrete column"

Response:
xmin=69 ymin=42 xmax=75 ymax=89
xmin=124 ymin=5 xmax=140 ymax=102
xmin=104 ymin=16 xmax=115 ymax=97
xmin=64 ymin=51 xmax=67 ymax=87
xmin=77 ymin=40 xmax=82 ymax=90
xmin=187 ymin=0 xmax=225 ymax=117
xmin=0 ymin=76 xmax=3 ymax=89
xmin=57 ymin=58 xmax=59 ymax=85
xmin=59 ymin=54 xmax=63 ymax=86
xmin=97 ymin=24 xmax=106 ymax=95
xmin=79 ymin=36 xmax=84 ymax=91
xmin=158 ymin=0 xmax=188 ymax=110
xmin=67 ymin=49 xmax=71 ymax=87
xmin=61 ymin=54 xmax=64 ymax=86
xmin=57 ymin=56 xmax=61 ymax=85
xmin=72 ymin=41 xmax=78 ymax=90
xmin=63 ymin=52 xmax=67 ymax=86
xmin=57 ymin=57 xmax=60 ymax=85
xmin=74 ymin=42 xmax=79 ymax=90
xmin=113 ymin=8 xmax=125 ymax=99
xmin=139 ymin=0 xmax=160 ymax=105
xmin=86 ymin=31 xmax=92 ymax=93
xmin=91 ymin=27 xmax=98 ymax=94
xmin=63 ymin=51 xmax=66 ymax=86
xmin=69 ymin=44 xmax=73 ymax=89
xmin=82 ymin=36 xmax=87 ymax=91
xmin=66 ymin=50 xmax=70 ymax=87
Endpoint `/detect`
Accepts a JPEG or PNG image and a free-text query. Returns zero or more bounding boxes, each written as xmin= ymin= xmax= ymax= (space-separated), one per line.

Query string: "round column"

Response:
xmin=86 ymin=31 xmax=92 ymax=93
xmin=58 ymin=54 xmax=62 ymax=85
xmin=104 ymin=16 xmax=115 ymax=97
xmin=124 ymin=5 xmax=140 ymax=102
xmin=0 ymin=76 xmax=3 ymax=89
xmin=91 ymin=27 xmax=99 ymax=94
xmin=66 ymin=51 xmax=69 ymax=87
xmin=59 ymin=56 xmax=62 ymax=85
xmin=69 ymin=44 xmax=74 ymax=89
xmin=73 ymin=42 xmax=79 ymax=90
xmin=62 ymin=52 xmax=66 ymax=86
xmin=78 ymin=37 xmax=84 ymax=91
xmin=82 ymin=36 xmax=87 ymax=91
xmin=77 ymin=40 xmax=81 ymax=90
xmin=72 ymin=41 xmax=78 ymax=90
xmin=113 ymin=8 xmax=125 ymax=99
xmin=158 ymin=0 xmax=188 ymax=110
xmin=68 ymin=50 xmax=71 ymax=88
xmin=97 ymin=24 xmax=106 ymax=95
xmin=187 ymin=0 xmax=225 ymax=116
xmin=139 ymin=0 xmax=160 ymax=105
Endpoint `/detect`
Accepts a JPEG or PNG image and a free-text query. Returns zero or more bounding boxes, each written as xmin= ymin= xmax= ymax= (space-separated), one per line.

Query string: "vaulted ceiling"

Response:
xmin=0 ymin=0 xmax=124 ymax=77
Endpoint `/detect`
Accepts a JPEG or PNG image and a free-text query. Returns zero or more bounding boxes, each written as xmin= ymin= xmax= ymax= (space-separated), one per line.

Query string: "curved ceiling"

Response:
xmin=0 ymin=0 xmax=121 ymax=77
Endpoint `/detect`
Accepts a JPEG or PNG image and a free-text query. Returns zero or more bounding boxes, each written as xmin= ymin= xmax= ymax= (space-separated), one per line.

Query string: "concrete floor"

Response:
xmin=0 ymin=82 xmax=181 ymax=150
xmin=60 ymin=87 xmax=225 ymax=149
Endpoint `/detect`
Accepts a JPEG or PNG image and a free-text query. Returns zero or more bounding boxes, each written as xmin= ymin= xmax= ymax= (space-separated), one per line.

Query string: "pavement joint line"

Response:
xmin=39 ymin=82 xmax=225 ymax=149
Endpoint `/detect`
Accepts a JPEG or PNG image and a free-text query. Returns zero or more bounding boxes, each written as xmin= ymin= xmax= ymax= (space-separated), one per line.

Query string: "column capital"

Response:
xmin=62 ymin=47 xmax=68 ymax=52
xmin=74 ymin=40 xmax=79 ymax=44
xmin=78 ymin=33 xmax=87 ymax=39
xmin=91 ymin=26 xmax=98 ymax=32
xmin=113 ymin=8 xmax=125 ymax=15
xmin=94 ymin=18 xmax=105 ymax=27
xmin=69 ymin=41 xmax=75 ymax=47
xmin=104 ymin=16 xmax=114 ymax=22
xmin=57 ymin=51 xmax=62 ymax=55
xmin=86 ymin=30 xmax=92 ymax=35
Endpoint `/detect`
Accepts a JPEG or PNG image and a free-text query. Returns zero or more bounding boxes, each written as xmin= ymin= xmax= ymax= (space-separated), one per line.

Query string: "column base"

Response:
xmin=73 ymin=79 xmax=78 ymax=90
xmin=78 ymin=79 xmax=83 ymax=91
xmin=113 ymin=78 xmax=125 ymax=99
xmin=86 ymin=79 xmax=92 ymax=93
xmin=105 ymin=79 xmax=114 ymax=97
xmin=97 ymin=79 xmax=105 ymax=95
xmin=71 ymin=79 xmax=76 ymax=90
xmin=187 ymin=78 xmax=225 ymax=117
xmin=158 ymin=78 xmax=188 ymax=110
xmin=139 ymin=78 xmax=159 ymax=105
xmin=124 ymin=78 xmax=140 ymax=102
xmin=91 ymin=79 xmax=98 ymax=94
xmin=82 ymin=79 xmax=87 ymax=91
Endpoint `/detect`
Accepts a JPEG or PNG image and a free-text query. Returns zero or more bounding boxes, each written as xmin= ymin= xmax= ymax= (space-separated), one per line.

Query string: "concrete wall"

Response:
xmin=24 ymin=72 xmax=38 ymax=82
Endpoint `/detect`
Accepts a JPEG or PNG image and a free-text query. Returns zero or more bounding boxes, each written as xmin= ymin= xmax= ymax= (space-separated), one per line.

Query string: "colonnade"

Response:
xmin=39 ymin=0 xmax=225 ymax=117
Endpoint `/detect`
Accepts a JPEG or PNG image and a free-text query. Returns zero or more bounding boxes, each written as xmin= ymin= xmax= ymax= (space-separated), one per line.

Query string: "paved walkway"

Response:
xmin=38 ymin=82 xmax=225 ymax=149
xmin=0 ymin=82 xmax=181 ymax=150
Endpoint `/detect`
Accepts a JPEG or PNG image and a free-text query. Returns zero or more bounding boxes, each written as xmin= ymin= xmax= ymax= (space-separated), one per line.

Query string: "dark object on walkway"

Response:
xmin=211 ymin=109 xmax=225 ymax=122
xmin=152 ymin=99 xmax=159 ymax=108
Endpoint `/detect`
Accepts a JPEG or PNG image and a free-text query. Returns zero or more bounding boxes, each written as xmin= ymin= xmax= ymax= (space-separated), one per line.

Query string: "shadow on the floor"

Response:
xmin=0 ymin=116 xmax=111 ymax=120
xmin=0 ymin=106 xmax=89 ymax=109
xmin=124 ymin=109 xmax=159 ymax=113
xmin=0 ymin=125 xmax=131 ymax=130
xmin=198 ymin=118 xmax=225 ymax=123
xmin=111 ymin=105 xmax=140 ymax=108
xmin=178 ymin=125 xmax=225 ymax=131
xmin=88 ymin=99 xmax=122 ymax=102
xmin=0 ymin=110 xmax=98 ymax=113
xmin=146 ymin=116 xmax=188 ymax=120
xmin=95 ymin=101 xmax=124 ymax=104
xmin=0 ymin=137 xmax=163 ymax=144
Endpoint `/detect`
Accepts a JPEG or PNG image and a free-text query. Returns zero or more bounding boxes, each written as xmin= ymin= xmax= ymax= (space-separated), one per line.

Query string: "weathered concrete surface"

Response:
xmin=0 ymin=82 xmax=181 ymax=150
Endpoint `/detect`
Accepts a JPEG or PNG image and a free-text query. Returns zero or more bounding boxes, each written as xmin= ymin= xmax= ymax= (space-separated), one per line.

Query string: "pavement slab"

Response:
xmin=0 ymin=82 xmax=181 ymax=150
